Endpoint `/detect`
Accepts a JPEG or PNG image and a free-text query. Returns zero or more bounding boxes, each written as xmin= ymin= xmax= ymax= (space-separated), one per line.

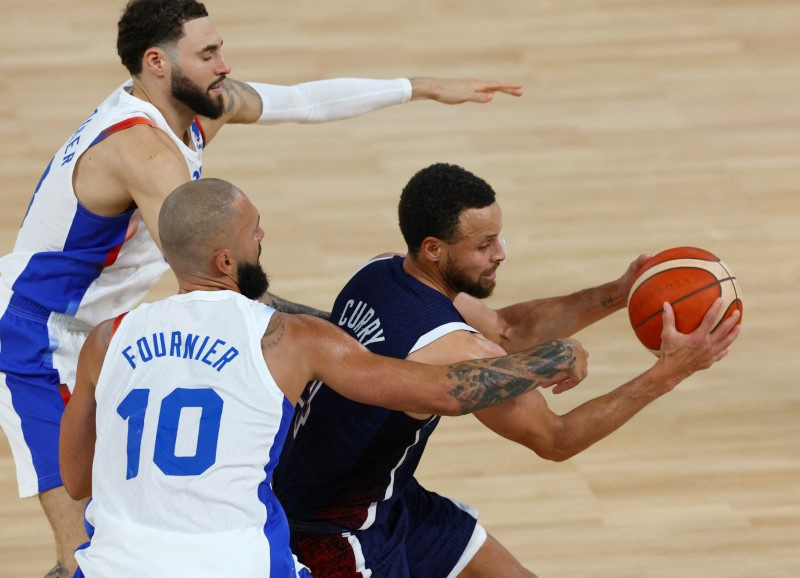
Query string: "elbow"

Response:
xmin=537 ymin=448 xmax=574 ymax=463
xmin=62 ymin=475 xmax=91 ymax=501
xmin=523 ymin=426 xmax=581 ymax=463
xmin=526 ymin=440 xmax=576 ymax=462
xmin=439 ymin=397 xmax=464 ymax=417
xmin=59 ymin=449 xmax=92 ymax=500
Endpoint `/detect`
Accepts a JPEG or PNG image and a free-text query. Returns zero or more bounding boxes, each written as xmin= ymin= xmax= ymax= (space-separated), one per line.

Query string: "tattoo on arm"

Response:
xmin=262 ymin=292 xmax=331 ymax=320
xmin=446 ymin=339 xmax=576 ymax=414
xmin=261 ymin=313 xmax=287 ymax=350
xmin=601 ymin=296 xmax=616 ymax=309
xmin=99 ymin=321 xmax=115 ymax=351
xmin=222 ymin=79 xmax=260 ymax=117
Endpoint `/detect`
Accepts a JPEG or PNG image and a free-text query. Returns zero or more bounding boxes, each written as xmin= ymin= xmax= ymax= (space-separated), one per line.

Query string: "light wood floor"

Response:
xmin=1 ymin=1 xmax=799 ymax=576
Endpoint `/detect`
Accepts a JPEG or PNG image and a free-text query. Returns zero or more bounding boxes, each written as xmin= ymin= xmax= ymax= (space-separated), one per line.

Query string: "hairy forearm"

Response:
xmin=261 ymin=292 xmax=330 ymax=320
xmin=543 ymin=364 xmax=678 ymax=460
xmin=498 ymin=282 xmax=627 ymax=353
xmin=445 ymin=339 xmax=576 ymax=415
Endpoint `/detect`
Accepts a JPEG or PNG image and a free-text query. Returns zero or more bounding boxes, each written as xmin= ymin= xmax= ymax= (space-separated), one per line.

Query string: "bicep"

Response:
xmin=122 ymin=132 xmax=193 ymax=250
xmin=198 ymin=79 xmax=263 ymax=140
xmin=454 ymin=294 xmax=506 ymax=345
xmin=288 ymin=318 xmax=450 ymax=413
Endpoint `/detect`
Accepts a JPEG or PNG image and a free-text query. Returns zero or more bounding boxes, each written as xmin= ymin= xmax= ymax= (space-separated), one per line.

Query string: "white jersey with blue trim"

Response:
xmin=77 ymin=291 xmax=300 ymax=577
xmin=0 ymin=80 xmax=204 ymax=328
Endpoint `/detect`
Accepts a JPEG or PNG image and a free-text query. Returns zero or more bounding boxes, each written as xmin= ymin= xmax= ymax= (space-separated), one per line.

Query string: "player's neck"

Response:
xmin=402 ymin=256 xmax=457 ymax=301
xmin=129 ymin=78 xmax=196 ymax=144
xmin=176 ymin=273 xmax=240 ymax=296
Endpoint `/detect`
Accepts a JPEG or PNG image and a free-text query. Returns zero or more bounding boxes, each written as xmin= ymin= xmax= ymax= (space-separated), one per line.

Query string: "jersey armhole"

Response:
xmin=110 ymin=312 xmax=128 ymax=338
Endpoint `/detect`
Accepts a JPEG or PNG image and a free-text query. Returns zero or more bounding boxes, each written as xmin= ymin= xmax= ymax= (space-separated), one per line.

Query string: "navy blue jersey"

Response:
xmin=274 ymin=256 xmax=477 ymax=531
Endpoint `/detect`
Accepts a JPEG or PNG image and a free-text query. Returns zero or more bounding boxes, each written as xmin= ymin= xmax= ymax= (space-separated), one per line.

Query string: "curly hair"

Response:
xmin=117 ymin=0 xmax=209 ymax=75
xmin=398 ymin=163 xmax=496 ymax=256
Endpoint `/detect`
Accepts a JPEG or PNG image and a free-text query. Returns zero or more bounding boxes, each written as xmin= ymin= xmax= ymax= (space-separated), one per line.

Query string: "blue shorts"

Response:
xmin=291 ymin=478 xmax=487 ymax=577
xmin=0 ymin=291 xmax=90 ymax=497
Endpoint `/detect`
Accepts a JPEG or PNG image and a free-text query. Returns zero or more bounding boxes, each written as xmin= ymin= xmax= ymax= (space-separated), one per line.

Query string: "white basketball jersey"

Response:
xmin=0 ymin=81 xmax=204 ymax=328
xmin=77 ymin=291 xmax=300 ymax=577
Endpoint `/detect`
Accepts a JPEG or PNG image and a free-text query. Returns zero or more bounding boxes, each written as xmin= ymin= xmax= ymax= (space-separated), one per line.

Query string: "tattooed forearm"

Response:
xmin=261 ymin=313 xmax=287 ymax=350
xmin=446 ymin=339 xmax=576 ymax=414
xmin=261 ymin=292 xmax=331 ymax=320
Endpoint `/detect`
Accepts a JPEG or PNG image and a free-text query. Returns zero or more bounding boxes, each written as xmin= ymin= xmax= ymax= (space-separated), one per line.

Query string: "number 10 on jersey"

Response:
xmin=116 ymin=388 xmax=224 ymax=478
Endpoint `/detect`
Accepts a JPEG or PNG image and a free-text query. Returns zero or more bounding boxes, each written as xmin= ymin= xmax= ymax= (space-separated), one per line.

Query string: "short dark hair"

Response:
xmin=398 ymin=163 xmax=496 ymax=256
xmin=117 ymin=0 xmax=209 ymax=75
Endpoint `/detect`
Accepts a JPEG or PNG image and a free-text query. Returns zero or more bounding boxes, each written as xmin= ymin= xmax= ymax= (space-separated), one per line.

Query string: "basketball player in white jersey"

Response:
xmin=59 ymin=177 xmax=590 ymax=577
xmin=0 ymin=1 xmax=523 ymax=574
xmin=274 ymin=163 xmax=741 ymax=577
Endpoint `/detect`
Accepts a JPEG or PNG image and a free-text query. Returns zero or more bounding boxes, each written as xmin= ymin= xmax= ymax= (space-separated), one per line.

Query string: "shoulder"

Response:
xmin=84 ymin=122 xmax=184 ymax=178
xmin=262 ymin=311 xmax=337 ymax=349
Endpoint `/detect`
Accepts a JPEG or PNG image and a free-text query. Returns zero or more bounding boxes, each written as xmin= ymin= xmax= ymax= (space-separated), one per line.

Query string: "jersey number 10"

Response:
xmin=117 ymin=388 xmax=224 ymax=479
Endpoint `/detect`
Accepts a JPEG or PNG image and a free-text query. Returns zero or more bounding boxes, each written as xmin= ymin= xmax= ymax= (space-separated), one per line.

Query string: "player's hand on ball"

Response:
xmin=658 ymin=299 xmax=741 ymax=377
xmin=618 ymin=253 xmax=652 ymax=299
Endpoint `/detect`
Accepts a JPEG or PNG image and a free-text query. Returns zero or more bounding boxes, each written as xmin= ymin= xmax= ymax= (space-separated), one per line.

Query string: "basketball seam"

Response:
xmin=632 ymin=276 xmax=736 ymax=330
xmin=629 ymin=261 xmax=723 ymax=299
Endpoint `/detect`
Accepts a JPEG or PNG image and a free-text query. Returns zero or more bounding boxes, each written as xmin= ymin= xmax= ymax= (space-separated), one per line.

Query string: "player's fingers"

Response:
xmin=712 ymin=309 xmax=741 ymax=337
xmin=661 ymin=301 xmax=676 ymax=333
xmin=476 ymin=82 xmax=524 ymax=95
xmin=551 ymin=378 xmax=577 ymax=395
xmin=539 ymin=371 xmax=568 ymax=389
xmin=698 ymin=298 xmax=725 ymax=332
xmin=717 ymin=323 xmax=741 ymax=350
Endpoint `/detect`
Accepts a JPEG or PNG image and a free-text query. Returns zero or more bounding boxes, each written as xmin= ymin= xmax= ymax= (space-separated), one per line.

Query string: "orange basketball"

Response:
xmin=627 ymin=247 xmax=743 ymax=354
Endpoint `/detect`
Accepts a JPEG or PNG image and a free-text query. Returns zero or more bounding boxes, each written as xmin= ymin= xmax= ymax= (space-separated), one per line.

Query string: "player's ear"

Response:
xmin=419 ymin=237 xmax=443 ymax=263
xmin=143 ymin=47 xmax=169 ymax=76
xmin=213 ymin=250 xmax=234 ymax=275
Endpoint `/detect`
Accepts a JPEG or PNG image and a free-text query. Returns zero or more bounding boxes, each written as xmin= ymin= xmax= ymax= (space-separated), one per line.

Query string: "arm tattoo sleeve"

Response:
xmin=261 ymin=292 xmax=331 ymax=320
xmin=446 ymin=339 xmax=576 ymax=414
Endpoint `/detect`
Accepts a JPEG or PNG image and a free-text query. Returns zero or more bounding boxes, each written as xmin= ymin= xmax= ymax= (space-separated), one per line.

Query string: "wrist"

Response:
xmin=646 ymin=359 xmax=687 ymax=394
xmin=595 ymin=280 xmax=627 ymax=313
xmin=408 ymin=77 xmax=434 ymax=101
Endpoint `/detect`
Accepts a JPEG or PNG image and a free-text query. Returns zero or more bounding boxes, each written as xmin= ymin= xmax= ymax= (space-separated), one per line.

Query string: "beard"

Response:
xmin=171 ymin=67 xmax=225 ymax=119
xmin=442 ymin=258 xmax=496 ymax=299
xmin=237 ymin=261 xmax=270 ymax=300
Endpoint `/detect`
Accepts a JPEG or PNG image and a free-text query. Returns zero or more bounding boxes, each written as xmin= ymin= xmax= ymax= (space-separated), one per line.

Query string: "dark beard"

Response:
xmin=171 ymin=68 xmax=225 ymax=119
xmin=237 ymin=261 xmax=270 ymax=300
xmin=442 ymin=259 xmax=495 ymax=299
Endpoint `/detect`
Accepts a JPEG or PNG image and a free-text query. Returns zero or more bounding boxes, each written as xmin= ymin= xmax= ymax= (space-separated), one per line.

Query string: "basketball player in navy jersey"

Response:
xmin=59 ymin=178 xmax=592 ymax=577
xmin=274 ymin=163 xmax=740 ymax=577
xmin=0 ymin=1 xmax=522 ymax=574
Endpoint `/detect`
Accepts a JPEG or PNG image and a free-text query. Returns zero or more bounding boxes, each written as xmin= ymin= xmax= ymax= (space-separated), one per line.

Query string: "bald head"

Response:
xmin=159 ymin=178 xmax=246 ymax=275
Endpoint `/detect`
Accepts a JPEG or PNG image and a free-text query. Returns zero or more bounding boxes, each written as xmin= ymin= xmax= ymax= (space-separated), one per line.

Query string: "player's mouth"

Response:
xmin=209 ymin=77 xmax=226 ymax=93
xmin=482 ymin=267 xmax=498 ymax=281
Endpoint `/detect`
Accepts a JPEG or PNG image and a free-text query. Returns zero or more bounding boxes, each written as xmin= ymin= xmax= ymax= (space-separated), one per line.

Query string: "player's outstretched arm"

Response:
xmin=475 ymin=298 xmax=741 ymax=461
xmin=200 ymin=76 xmax=522 ymax=139
xmin=455 ymin=254 xmax=651 ymax=353
xmin=262 ymin=313 xmax=587 ymax=416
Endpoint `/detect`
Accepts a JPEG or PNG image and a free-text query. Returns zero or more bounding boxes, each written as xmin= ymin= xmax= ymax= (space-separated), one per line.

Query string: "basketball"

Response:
xmin=627 ymin=247 xmax=743 ymax=354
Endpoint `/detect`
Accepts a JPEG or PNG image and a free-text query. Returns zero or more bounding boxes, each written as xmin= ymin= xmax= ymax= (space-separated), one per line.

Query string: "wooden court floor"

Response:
xmin=1 ymin=1 xmax=798 ymax=576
